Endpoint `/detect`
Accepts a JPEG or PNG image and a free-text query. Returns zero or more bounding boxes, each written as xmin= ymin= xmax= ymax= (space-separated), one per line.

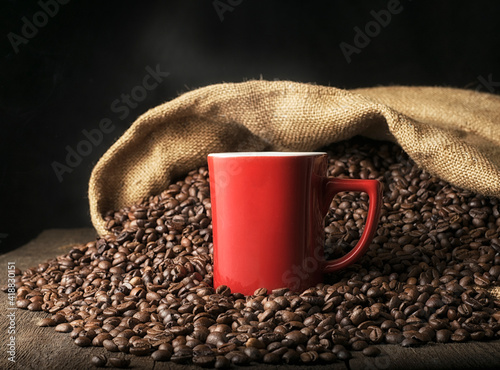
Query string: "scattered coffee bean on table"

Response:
xmin=37 ymin=317 xmax=56 ymax=327
xmin=108 ymin=356 xmax=130 ymax=368
xmin=4 ymin=137 xmax=500 ymax=366
xmin=90 ymin=354 xmax=107 ymax=367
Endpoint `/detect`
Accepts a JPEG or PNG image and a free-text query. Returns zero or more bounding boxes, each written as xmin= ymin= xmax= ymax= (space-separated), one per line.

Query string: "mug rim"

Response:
xmin=208 ymin=151 xmax=326 ymax=158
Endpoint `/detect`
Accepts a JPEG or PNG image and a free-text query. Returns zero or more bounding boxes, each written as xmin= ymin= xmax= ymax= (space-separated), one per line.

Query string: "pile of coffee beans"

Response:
xmin=6 ymin=137 xmax=500 ymax=367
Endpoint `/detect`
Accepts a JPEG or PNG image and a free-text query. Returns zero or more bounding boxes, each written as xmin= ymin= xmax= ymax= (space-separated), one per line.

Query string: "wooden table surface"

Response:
xmin=1 ymin=229 xmax=500 ymax=370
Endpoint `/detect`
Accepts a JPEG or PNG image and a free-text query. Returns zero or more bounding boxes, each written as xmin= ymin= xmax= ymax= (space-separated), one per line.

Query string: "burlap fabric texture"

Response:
xmin=89 ymin=80 xmax=500 ymax=237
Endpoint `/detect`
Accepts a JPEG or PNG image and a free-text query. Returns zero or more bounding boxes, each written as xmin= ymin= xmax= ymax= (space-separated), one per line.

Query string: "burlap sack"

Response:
xmin=89 ymin=80 xmax=500 ymax=237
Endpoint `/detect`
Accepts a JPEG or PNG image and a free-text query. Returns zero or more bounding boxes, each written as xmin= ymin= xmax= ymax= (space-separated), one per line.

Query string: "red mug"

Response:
xmin=208 ymin=152 xmax=382 ymax=296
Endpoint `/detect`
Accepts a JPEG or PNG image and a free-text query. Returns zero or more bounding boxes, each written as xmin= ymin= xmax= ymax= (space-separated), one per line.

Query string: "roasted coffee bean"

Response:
xmin=207 ymin=332 xmax=227 ymax=347
xmin=363 ymin=346 xmax=381 ymax=357
xmin=90 ymin=355 xmax=107 ymax=367
xmin=263 ymin=352 xmax=281 ymax=364
xmin=214 ymin=355 xmax=231 ymax=369
xmin=103 ymin=339 xmax=119 ymax=352
xmin=451 ymin=329 xmax=470 ymax=342
xmin=108 ymin=357 xmax=130 ymax=368
xmin=92 ymin=333 xmax=112 ymax=347
xmin=171 ymin=353 xmax=192 ymax=364
xmin=9 ymin=139 xmax=500 ymax=367
xmin=37 ymin=318 xmax=56 ymax=327
xmin=55 ymin=323 xmax=73 ymax=333
xmin=351 ymin=340 xmax=369 ymax=351
xmin=336 ymin=349 xmax=352 ymax=360
xmin=332 ymin=344 xmax=347 ymax=354
xmin=369 ymin=327 xmax=384 ymax=343
xmin=28 ymin=301 xmax=43 ymax=311
xmin=272 ymin=347 xmax=288 ymax=357
xmin=151 ymin=349 xmax=172 ymax=361
xmin=401 ymin=338 xmax=419 ymax=347
xmin=228 ymin=351 xmax=250 ymax=365
xmin=74 ymin=336 xmax=92 ymax=347
xmin=193 ymin=355 xmax=216 ymax=367
xmin=129 ymin=342 xmax=151 ymax=356
xmin=254 ymin=288 xmax=268 ymax=296
xmin=283 ymin=349 xmax=300 ymax=364
xmin=246 ymin=337 xmax=265 ymax=349
xmin=16 ymin=299 xmax=30 ymax=309
xmin=285 ymin=330 xmax=308 ymax=345
xmin=319 ymin=352 xmax=337 ymax=362
xmin=244 ymin=346 xmax=262 ymax=361
xmin=300 ymin=351 xmax=319 ymax=363
xmin=51 ymin=314 xmax=66 ymax=324
xmin=70 ymin=327 xmax=84 ymax=340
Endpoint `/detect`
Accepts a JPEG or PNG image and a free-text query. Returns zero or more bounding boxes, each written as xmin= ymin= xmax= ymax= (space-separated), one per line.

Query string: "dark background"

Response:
xmin=1 ymin=0 xmax=499 ymax=253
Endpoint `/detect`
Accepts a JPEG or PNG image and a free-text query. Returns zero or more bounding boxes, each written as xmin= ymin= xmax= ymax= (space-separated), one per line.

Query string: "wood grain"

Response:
xmin=0 ymin=229 xmax=499 ymax=369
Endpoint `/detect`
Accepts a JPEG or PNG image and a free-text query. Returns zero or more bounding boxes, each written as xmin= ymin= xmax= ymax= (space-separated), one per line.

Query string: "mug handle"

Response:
xmin=322 ymin=178 xmax=383 ymax=274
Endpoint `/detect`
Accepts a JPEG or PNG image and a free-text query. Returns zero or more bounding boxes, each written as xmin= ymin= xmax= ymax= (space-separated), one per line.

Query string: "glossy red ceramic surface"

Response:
xmin=208 ymin=152 xmax=382 ymax=296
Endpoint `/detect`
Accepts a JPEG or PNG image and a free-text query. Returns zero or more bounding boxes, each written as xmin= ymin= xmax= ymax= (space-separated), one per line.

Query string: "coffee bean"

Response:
xmin=103 ymin=339 xmax=119 ymax=352
xmin=171 ymin=353 xmax=192 ymax=364
xmin=37 ymin=318 xmax=56 ymax=327
xmin=55 ymin=323 xmax=73 ymax=333
xmin=15 ymin=298 xmax=28 ymax=309
xmin=28 ymin=301 xmax=43 ymax=311
xmin=70 ymin=327 xmax=84 ymax=340
xmin=205 ymin=355 xmax=226 ymax=369
xmin=263 ymin=352 xmax=281 ymax=364
xmin=207 ymin=332 xmax=227 ymax=347
xmin=246 ymin=337 xmax=265 ymax=349
xmin=367 ymin=287 xmax=382 ymax=298
xmin=336 ymin=349 xmax=352 ymax=360
xmin=52 ymin=314 xmax=66 ymax=324
xmin=74 ymin=336 xmax=92 ymax=347
xmin=350 ymin=308 xmax=367 ymax=326
xmin=369 ymin=327 xmax=384 ymax=343
xmin=401 ymin=338 xmax=419 ymax=347
xmin=362 ymin=346 xmax=381 ymax=357
xmin=10 ymin=139 xmax=500 ymax=367
xmin=332 ymin=344 xmax=346 ymax=354
xmin=228 ymin=351 xmax=250 ymax=365
xmin=470 ymin=331 xmax=485 ymax=341
xmin=451 ymin=329 xmax=470 ymax=342
xmin=282 ymin=349 xmax=300 ymax=364
xmin=254 ymin=288 xmax=268 ymax=296
xmin=215 ymin=285 xmax=231 ymax=296
xmin=285 ymin=330 xmax=308 ymax=345
xmin=129 ymin=342 xmax=151 ymax=356
xmin=300 ymin=351 xmax=319 ymax=363
xmin=108 ymin=357 xmax=130 ymax=368
xmin=93 ymin=333 xmax=112 ymax=347
xmin=193 ymin=355 xmax=216 ymax=367
xmin=244 ymin=346 xmax=262 ymax=361
xmin=319 ymin=352 xmax=337 ymax=362
xmin=351 ymin=340 xmax=368 ymax=351
xmin=151 ymin=349 xmax=172 ymax=361
xmin=90 ymin=355 xmax=107 ymax=367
